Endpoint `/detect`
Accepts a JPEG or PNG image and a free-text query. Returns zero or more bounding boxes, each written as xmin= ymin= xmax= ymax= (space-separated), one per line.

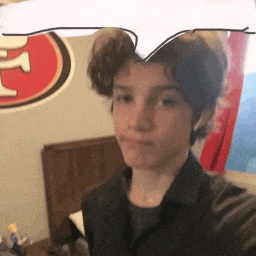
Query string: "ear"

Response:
xmin=193 ymin=105 xmax=215 ymax=131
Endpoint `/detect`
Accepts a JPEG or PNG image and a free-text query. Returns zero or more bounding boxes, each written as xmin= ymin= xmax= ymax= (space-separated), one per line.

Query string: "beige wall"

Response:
xmin=0 ymin=30 xmax=206 ymax=242
xmin=0 ymin=33 xmax=115 ymax=242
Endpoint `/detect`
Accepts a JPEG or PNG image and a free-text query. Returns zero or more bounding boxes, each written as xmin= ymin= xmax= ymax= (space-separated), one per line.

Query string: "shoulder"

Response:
xmin=208 ymin=172 xmax=256 ymax=209
xmin=81 ymin=164 xmax=127 ymax=211
xmin=208 ymin=172 xmax=256 ymax=253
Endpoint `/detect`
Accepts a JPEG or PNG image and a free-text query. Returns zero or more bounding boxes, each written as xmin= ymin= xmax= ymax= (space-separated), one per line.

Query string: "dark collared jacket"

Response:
xmin=81 ymin=151 xmax=256 ymax=256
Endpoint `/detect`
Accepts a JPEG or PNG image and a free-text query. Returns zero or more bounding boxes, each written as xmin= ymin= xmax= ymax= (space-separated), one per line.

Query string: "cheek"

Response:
xmin=158 ymin=112 xmax=192 ymax=142
xmin=176 ymin=116 xmax=193 ymax=143
xmin=113 ymin=107 xmax=126 ymax=135
xmin=113 ymin=104 xmax=130 ymax=125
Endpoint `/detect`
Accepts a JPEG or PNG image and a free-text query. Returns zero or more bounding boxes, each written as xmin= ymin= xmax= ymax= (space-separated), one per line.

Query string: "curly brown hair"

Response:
xmin=87 ymin=28 xmax=228 ymax=146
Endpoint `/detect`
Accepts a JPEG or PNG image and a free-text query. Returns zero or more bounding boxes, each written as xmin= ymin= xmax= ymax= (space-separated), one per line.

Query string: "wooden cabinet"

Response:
xmin=42 ymin=136 xmax=124 ymax=242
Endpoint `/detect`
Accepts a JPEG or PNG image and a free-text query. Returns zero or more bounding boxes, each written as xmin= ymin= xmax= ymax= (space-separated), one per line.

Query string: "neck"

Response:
xmin=129 ymin=149 xmax=189 ymax=206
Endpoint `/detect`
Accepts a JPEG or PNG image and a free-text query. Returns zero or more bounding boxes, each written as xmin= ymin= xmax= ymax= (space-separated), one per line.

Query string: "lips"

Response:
xmin=122 ymin=137 xmax=154 ymax=146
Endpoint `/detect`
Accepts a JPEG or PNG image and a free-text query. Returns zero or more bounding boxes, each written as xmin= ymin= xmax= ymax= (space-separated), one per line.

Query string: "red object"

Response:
xmin=0 ymin=32 xmax=71 ymax=109
xmin=200 ymin=32 xmax=248 ymax=174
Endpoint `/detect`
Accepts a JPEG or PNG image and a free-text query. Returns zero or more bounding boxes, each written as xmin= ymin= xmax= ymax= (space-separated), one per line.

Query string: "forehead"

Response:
xmin=114 ymin=61 xmax=178 ymax=91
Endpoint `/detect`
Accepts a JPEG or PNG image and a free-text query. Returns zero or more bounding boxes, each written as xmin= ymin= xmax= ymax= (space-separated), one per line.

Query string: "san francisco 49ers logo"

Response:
xmin=0 ymin=32 xmax=71 ymax=108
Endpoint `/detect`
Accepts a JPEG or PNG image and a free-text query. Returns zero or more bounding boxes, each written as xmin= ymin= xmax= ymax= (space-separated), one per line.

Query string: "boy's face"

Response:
xmin=113 ymin=61 xmax=194 ymax=171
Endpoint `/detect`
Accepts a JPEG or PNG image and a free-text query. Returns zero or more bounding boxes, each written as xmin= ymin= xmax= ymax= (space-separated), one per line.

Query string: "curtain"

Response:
xmin=200 ymin=32 xmax=249 ymax=174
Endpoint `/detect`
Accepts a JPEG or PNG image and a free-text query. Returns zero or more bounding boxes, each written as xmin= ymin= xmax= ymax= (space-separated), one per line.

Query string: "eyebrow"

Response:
xmin=113 ymin=85 xmax=133 ymax=91
xmin=113 ymin=84 xmax=180 ymax=93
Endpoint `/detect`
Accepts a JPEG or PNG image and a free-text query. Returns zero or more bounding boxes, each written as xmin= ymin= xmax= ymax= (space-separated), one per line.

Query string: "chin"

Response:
xmin=123 ymin=154 xmax=159 ymax=169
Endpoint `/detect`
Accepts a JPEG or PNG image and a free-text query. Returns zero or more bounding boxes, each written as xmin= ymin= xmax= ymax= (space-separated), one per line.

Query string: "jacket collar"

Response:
xmin=93 ymin=150 xmax=213 ymax=255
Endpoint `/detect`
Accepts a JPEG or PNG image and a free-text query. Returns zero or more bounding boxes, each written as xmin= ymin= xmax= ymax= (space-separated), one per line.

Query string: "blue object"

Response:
xmin=247 ymin=158 xmax=256 ymax=173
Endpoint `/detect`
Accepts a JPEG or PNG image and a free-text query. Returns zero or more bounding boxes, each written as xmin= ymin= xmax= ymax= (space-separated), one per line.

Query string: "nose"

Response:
xmin=128 ymin=103 xmax=153 ymax=131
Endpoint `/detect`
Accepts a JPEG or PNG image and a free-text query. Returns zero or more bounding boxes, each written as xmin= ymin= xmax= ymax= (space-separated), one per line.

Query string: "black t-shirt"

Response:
xmin=124 ymin=165 xmax=162 ymax=239
xmin=128 ymin=202 xmax=161 ymax=239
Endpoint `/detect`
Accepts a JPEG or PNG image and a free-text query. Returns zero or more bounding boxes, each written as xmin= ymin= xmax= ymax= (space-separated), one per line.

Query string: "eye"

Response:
xmin=115 ymin=94 xmax=133 ymax=104
xmin=158 ymin=98 xmax=177 ymax=107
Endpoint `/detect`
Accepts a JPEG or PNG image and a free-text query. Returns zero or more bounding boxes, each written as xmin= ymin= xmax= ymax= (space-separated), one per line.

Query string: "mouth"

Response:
xmin=122 ymin=137 xmax=154 ymax=146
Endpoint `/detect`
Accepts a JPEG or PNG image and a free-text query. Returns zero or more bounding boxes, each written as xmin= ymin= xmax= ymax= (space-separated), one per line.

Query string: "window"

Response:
xmin=226 ymin=73 xmax=256 ymax=172
xmin=226 ymin=34 xmax=256 ymax=173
